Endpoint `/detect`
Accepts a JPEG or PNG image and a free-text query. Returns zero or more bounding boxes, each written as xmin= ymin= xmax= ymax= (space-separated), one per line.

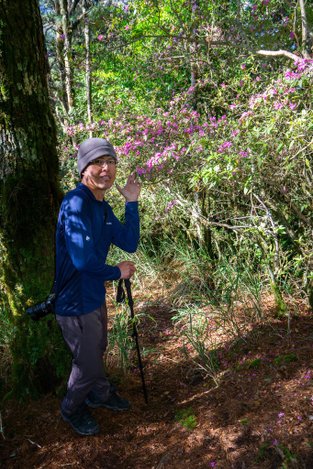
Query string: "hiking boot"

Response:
xmin=61 ymin=404 xmax=100 ymax=436
xmin=85 ymin=391 xmax=130 ymax=411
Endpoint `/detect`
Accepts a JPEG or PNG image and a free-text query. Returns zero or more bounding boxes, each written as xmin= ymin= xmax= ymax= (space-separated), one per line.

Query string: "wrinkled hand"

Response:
xmin=116 ymin=173 xmax=141 ymax=202
xmin=117 ymin=261 xmax=136 ymax=279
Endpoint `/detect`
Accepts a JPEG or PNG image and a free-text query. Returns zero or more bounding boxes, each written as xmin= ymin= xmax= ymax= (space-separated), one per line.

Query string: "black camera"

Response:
xmin=26 ymin=293 xmax=56 ymax=321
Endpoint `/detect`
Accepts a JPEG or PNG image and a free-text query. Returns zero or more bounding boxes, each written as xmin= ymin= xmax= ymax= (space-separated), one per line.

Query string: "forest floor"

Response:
xmin=1 ymin=282 xmax=313 ymax=469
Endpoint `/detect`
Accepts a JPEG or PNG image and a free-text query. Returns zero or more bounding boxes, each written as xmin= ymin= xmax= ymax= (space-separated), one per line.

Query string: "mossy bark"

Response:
xmin=0 ymin=0 xmax=61 ymax=304
xmin=0 ymin=0 xmax=65 ymax=397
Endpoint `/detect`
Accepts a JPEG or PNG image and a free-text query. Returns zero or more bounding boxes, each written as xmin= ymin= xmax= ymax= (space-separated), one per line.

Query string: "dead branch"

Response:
xmin=256 ymin=49 xmax=300 ymax=62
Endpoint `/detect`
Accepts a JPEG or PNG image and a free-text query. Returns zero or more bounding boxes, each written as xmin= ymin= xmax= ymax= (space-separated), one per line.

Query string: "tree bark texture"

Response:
xmin=0 ymin=0 xmax=61 ymax=314
xmin=299 ymin=0 xmax=313 ymax=58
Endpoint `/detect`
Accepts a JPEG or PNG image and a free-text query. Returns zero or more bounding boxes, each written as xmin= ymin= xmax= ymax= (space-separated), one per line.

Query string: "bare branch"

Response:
xmin=256 ymin=49 xmax=300 ymax=61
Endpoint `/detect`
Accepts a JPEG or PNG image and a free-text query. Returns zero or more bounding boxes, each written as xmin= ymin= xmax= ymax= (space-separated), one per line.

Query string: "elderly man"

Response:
xmin=55 ymin=137 xmax=140 ymax=436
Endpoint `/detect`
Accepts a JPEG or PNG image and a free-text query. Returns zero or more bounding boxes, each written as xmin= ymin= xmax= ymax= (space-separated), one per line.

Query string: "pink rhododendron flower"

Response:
xmin=239 ymin=111 xmax=253 ymax=120
xmin=136 ymin=167 xmax=146 ymax=176
xmin=218 ymin=141 xmax=232 ymax=153
xmin=285 ymin=70 xmax=301 ymax=79
xmin=273 ymin=101 xmax=284 ymax=110
xmin=296 ymin=58 xmax=313 ymax=72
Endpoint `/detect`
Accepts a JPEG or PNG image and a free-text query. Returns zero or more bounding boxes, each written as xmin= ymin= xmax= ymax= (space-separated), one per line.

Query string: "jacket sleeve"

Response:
xmin=110 ymin=201 xmax=140 ymax=253
xmin=63 ymin=194 xmax=121 ymax=280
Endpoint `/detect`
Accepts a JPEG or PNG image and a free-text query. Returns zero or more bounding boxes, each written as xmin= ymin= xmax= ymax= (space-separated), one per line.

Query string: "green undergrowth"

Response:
xmin=106 ymin=229 xmax=310 ymax=383
xmin=0 ymin=246 xmax=69 ymax=401
xmin=0 ymin=305 xmax=70 ymax=402
xmin=174 ymin=407 xmax=198 ymax=431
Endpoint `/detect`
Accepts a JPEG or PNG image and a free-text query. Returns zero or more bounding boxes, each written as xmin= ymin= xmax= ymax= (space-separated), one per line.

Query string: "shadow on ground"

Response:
xmin=1 ymin=296 xmax=313 ymax=468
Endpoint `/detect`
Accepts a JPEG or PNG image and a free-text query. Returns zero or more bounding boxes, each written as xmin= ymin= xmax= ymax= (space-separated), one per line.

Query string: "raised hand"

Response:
xmin=116 ymin=173 xmax=141 ymax=202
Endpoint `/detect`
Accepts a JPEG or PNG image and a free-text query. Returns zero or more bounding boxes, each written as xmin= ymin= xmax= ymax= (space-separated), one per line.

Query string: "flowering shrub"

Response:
xmin=61 ymin=46 xmax=312 ymax=307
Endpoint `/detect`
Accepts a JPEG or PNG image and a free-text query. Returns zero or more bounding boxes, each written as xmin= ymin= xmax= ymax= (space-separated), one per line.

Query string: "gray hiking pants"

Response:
xmin=56 ymin=304 xmax=112 ymax=415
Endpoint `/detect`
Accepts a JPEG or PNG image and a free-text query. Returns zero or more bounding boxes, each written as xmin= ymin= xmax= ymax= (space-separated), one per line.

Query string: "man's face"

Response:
xmin=82 ymin=155 xmax=117 ymax=196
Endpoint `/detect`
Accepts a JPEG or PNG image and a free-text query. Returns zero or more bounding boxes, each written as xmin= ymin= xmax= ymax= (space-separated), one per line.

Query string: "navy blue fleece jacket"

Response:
xmin=55 ymin=183 xmax=139 ymax=316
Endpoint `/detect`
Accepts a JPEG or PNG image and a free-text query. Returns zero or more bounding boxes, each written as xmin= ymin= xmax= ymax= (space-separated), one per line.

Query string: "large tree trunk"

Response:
xmin=0 ymin=0 xmax=63 ymax=396
xmin=0 ymin=0 xmax=60 ymax=304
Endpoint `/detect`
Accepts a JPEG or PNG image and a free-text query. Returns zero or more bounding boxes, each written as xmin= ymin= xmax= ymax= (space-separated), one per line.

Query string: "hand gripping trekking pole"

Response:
xmin=116 ymin=278 xmax=148 ymax=404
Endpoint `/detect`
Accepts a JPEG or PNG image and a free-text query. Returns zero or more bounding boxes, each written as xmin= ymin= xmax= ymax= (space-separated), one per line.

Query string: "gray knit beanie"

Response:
xmin=77 ymin=137 xmax=117 ymax=175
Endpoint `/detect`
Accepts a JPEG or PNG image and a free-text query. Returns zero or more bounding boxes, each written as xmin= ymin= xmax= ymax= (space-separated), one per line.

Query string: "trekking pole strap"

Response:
xmin=124 ymin=279 xmax=134 ymax=309
xmin=116 ymin=279 xmax=126 ymax=304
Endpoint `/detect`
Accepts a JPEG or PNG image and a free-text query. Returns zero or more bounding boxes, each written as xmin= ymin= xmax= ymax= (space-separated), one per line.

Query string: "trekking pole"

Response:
xmin=116 ymin=278 xmax=148 ymax=404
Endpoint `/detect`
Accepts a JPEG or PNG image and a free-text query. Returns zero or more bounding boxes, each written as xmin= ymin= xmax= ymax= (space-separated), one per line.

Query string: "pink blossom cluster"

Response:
xmin=217 ymin=141 xmax=232 ymax=153
xmin=63 ymin=53 xmax=310 ymax=181
xmin=285 ymin=70 xmax=302 ymax=80
xmin=249 ymin=85 xmax=295 ymax=109
xmin=135 ymin=146 xmax=185 ymax=176
xmin=295 ymin=58 xmax=313 ymax=73
xmin=245 ymin=62 xmax=310 ymax=113
xmin=285 ymin=58 xmax=313 ymax=80
xmin=239 ymin=111 xmax=254 ymax=121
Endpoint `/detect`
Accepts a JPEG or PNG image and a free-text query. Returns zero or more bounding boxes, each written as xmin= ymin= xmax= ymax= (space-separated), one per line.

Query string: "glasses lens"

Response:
xmin=92 ymin=158 xmax=116 ymax=166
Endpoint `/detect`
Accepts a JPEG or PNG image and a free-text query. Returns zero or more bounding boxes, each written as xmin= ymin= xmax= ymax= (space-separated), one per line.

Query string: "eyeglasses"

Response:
xmin=90 ymin=158 xmax=117 ymax=167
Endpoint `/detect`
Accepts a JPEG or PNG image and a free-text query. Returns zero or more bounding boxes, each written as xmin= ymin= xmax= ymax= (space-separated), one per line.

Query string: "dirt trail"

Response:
xmin=1 ymin=296 xmax=313 ymax=468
